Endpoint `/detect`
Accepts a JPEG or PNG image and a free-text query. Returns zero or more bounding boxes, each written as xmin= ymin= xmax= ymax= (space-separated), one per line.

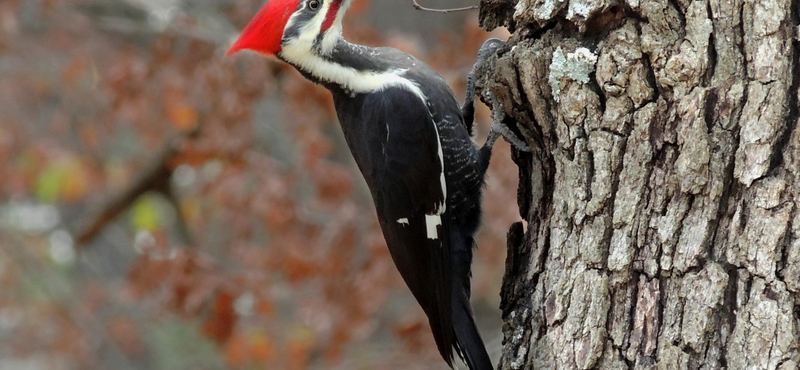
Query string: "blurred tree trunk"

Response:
xmin=475 ymin=0 xmax=800 ymax=368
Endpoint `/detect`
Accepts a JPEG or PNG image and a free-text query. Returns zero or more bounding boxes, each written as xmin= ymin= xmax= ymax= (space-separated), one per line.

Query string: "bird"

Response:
xmin=227 ymin=1 xmax=529 ymax=368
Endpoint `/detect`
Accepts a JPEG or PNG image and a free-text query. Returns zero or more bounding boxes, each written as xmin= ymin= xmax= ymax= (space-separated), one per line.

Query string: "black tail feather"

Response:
xmin=452 ymin=282 xmax=493 ymax=370
xmin=450 ymin=228 xmax=492 ymax=370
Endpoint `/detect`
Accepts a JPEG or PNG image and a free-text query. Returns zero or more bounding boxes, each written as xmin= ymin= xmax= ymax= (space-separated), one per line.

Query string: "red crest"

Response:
xmin=227 ymin=0 xmax=302 ymax=56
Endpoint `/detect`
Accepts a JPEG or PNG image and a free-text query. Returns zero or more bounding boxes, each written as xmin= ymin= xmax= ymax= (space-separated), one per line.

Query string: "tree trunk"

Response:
xmin=474 ymin=0 xmax=800 ymax=368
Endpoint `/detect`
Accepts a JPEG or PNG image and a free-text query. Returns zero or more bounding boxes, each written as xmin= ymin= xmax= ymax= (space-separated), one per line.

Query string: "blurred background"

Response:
xmin=0 ymin=0 xmax=518 ymax=369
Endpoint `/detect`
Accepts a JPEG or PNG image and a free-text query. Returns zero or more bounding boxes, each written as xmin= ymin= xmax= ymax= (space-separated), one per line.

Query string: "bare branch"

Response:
xmin=74 ymin=128 xmax=199 ymax=247
xmin=74 ymin=136 xmax=177 ymax=247
xmin=411 ymin=0 xmax=478 ymax=13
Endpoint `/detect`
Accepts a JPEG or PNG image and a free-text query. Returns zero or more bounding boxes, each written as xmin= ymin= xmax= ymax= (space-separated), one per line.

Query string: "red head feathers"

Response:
xmin=227 ymin=0 xmax=301 ymax=56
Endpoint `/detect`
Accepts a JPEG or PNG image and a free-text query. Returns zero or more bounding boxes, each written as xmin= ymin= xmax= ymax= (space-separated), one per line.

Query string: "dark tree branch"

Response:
xmin=411 ymin=0 xmax=477 ymax=13
xmin=75 ymin=129 xmax=198 ymax=247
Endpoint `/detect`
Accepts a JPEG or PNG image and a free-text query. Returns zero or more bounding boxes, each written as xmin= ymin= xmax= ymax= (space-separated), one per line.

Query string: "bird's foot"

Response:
xmin=485 ymin=102 xmax=531 ymax=152
xmin=465 ymin=38 xmax=507 ymax=101
xmin=463 ymin=38 xmax=507 ymax=134
xmin=489 ymin=122 xmax=531 ymax=152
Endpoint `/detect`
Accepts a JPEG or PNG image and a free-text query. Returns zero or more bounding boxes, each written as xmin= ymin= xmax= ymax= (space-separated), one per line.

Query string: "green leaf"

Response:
xmin=132 ymin=195 xmax=162 ymax=231
xmin=35 ymin=164 xmax=65 ymax=203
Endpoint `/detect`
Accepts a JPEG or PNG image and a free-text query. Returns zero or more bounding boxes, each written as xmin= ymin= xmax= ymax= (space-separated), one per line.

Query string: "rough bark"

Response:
xmin=476 ymin=0 xmax=800 ymax=368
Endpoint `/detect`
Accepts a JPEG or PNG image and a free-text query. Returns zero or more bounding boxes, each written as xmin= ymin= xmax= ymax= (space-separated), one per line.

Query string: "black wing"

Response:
xmin=335 ymin=86 xmax=455 ymax=365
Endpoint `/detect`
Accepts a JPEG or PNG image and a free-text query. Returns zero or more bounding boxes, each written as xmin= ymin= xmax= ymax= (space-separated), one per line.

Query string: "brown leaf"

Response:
xmin=202 ymin=290 xmax=237 ymax=344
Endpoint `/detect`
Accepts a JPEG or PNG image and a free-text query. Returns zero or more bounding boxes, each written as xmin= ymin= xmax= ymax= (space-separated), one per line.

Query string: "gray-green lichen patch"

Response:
xmin=548 ymin=46 xmax=598 ymax=102
xmin=514 ymin=0 xmax=567 ymax=27
xmin=566 ymin=0 xmax=614 ymax=30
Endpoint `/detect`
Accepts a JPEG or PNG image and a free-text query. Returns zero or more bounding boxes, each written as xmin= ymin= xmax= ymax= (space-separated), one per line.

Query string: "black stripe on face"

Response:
xmin=281 ymin=0 xmax=319 ymax=43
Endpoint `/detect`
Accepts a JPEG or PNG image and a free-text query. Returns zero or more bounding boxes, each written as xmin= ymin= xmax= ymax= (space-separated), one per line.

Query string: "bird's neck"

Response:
xmin=279 ymin=38 xmax=419 ymax=98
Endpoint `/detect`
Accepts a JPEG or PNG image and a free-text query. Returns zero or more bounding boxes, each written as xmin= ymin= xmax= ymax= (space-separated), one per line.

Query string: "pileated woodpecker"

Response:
xmin=228 ymin=1 xmax=528 ymax=369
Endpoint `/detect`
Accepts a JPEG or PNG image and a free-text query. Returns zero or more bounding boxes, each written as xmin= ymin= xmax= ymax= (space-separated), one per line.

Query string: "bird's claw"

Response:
xmin=463 ymin=39 xmax=508 ymax=135
xmin=467 ymin=40 xmax=531 ymax=153
xmin=485 ymin=101 xmax=531 ymax=152
xmin=491 ymin=122 xmax=531 ymax=152
xmin=466 ymin=39 xmax=507 ymax=100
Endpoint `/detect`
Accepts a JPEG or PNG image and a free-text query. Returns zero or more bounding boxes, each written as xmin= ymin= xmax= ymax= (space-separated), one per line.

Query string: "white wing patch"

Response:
xmin=425 ymin=214 xmax=442 ymax=239
xmin=430 ymin=121 xmax=447 ymax=215
xmin=424 ymin=118 xmax=447 ymax=241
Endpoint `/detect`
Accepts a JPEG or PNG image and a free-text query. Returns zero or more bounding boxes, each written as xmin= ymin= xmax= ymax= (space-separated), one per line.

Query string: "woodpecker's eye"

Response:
xmin=307 ymin=0 xmax=320 ymax=10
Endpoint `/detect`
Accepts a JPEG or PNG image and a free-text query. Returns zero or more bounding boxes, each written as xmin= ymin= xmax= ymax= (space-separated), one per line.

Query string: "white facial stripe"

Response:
xmin=281 ymin=42 xmax=427 ymax=100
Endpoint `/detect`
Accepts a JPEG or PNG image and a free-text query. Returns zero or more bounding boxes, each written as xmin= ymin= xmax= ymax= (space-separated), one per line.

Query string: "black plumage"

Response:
xmin=229 ymin=2 xmax=525 ymax=368
xmin=298 ymin=39 xmax=495 ymax=370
